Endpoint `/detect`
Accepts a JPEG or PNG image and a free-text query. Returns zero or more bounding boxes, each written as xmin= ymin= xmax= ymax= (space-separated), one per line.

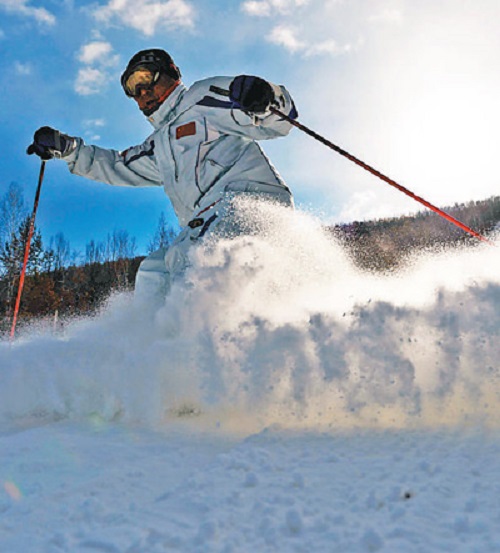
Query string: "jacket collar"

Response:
xmin=146 ymin=82 xmax=187 ymax=130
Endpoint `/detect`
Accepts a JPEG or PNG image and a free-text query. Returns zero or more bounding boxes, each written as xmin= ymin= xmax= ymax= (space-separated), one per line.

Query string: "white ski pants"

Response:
xmin=134 ymin=186 xmax=293 ymax=302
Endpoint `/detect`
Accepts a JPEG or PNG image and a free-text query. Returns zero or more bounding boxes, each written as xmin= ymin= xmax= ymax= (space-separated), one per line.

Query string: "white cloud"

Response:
xmin=93 ymin=0 xmax=195 ymax=36
xmin=269 ymin=26 xmax=306 ymax=53
xmin=304 ymin=38 xmax=353 ymax=57
xmin=83 ymin=118 xmax=106 ymax=128
xmin=368 ymin=9 xmax=403 ymax=25
xmin=242 ymin=1 xmax=354 ymax=58
xmin=336 ymin=190 xmax=402 ymax=224
xmin=78 ymin=41 xmax=114 ymax=65
xmin=269 ymin=24 xmax=353 ymax=57
xmin=75 ymin=67 xmax=106 ymax=96
xmin=83 ymin=118 xmax=106 ymax=142
xmin=242 ymin=0 xmax=310 ymax=16
xmin=75 ymin=41 xmax=120 ymax=95
xmin=0 ymin=0 xmax=56 ymax=26
xmin=241 ymin=1 xmax=270 ymax=16
xmin=14 ymin=61 xmax=32 ymax=75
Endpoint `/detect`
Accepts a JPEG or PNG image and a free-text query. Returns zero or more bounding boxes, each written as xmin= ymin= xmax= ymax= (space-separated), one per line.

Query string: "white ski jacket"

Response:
xmin=65 ymin=76 xmax=297 ymax=226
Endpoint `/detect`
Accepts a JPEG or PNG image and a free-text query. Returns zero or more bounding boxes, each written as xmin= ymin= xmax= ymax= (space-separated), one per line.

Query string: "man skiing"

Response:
xmin=27 ymin=48 xmax=297 ymax=300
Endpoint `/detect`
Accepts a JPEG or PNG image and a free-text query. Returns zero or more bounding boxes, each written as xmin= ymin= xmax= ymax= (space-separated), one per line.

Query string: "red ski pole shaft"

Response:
xmin=271 ymin=107 xmax=494 ymax=246
xmin=10 ymin=160 xmax=46 ymax=340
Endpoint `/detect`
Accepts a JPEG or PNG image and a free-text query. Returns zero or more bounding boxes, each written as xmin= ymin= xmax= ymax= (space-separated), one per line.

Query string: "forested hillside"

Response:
xmin=1 ymin=179 xmax=498 ymax=336
xmin=331 ymin=196 xmax=499 ymax=272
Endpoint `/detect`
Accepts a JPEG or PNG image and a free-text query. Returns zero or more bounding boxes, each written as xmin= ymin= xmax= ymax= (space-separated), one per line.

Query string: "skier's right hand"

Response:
xmin=27 ymin=126 xmax=77 ymax=160
xmin=229 ymin=75 xmax=275 ymax=114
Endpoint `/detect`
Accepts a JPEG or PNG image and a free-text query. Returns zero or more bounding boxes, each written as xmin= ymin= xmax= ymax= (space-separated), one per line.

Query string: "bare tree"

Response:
xmin=85 ymin=239 xmax=105 ymax=265
xmin=104 ymin=229 xmax=137 ymax=262
xmin=0 ymin=183 xmax=27 ymax=276
xmin=0 ymin=183 xmax=26 ymax=244
xmin=47 ymin=232 xmax=72 ymax=272
xmin=148 ymin=211 xmax=177 ymax=253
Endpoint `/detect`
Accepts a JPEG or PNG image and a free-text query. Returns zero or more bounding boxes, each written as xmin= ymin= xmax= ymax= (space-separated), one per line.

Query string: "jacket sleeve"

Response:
xmin=192 ymin=77 xmax=298 ymax=141
xmin=64 ymin=137 xmax=162 ymax=188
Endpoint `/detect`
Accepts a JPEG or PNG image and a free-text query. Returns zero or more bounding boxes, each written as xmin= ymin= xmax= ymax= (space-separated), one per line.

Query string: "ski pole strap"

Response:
xmin=271 ymin=106 xmax=494 ymax=246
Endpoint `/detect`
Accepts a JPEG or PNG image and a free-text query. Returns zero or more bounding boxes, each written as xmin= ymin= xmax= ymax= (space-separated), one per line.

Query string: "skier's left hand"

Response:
xmin=27 ymin=126 xmax=76 ymax=160
xmin=229 ymin=75 xmax=275 ymax=114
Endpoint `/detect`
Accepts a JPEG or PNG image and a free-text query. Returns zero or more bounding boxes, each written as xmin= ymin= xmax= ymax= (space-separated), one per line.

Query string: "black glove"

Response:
xmin=27 ymin=126 xmax=76 ymax=160
xmin=229 ymin=75 xmax=275 ymax=114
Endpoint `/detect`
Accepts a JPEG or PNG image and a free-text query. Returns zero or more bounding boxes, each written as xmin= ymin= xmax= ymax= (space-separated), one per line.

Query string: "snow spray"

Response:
xmin=0 ymin=199 xmax=498 ymax=432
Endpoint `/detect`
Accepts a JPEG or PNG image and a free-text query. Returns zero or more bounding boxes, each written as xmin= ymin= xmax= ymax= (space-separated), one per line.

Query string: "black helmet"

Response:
xmin=120 ymin=48 xmax=181 ymax=95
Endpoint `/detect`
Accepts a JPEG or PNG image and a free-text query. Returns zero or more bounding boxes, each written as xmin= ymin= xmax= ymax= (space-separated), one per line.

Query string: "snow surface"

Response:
xmin=1 ymin=201 xmax=499 ymax=552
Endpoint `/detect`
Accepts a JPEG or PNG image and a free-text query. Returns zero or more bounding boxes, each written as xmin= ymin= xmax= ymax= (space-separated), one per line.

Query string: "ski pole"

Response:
xmin=10 ymin=160 xmax=46 ymax=340
xmin=270 ymin=106 xmax=494 ymax=246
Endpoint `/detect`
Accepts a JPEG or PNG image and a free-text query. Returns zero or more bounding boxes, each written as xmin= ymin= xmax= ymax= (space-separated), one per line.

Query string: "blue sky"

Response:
xmin=1 ymin=0 xmax=499 ymax=256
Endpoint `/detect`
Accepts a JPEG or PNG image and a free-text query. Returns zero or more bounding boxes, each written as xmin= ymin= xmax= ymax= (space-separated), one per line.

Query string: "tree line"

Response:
xmin=331 ymin=196 xmax=500 ymax=272
xmin=1 ymin=180 xmax=499 ymax=336
xmin=0 ymin=182 xmax=176 ymax=335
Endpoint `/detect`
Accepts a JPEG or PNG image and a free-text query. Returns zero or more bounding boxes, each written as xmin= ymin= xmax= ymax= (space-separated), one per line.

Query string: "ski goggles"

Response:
xmin=122 ymin=66 xmax=160 ymax=98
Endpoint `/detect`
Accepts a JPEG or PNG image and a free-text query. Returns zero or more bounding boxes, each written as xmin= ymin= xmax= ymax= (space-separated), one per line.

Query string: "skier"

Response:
xmin=27 ymin=48 xmax=297 ymax=300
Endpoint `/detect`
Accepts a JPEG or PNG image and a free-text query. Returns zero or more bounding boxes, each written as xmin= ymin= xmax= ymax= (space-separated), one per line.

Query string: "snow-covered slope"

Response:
xmin=2 ymin=422 xmax=500 ymax=552
xmin=1 ymin=202 xmax=499 ymax=552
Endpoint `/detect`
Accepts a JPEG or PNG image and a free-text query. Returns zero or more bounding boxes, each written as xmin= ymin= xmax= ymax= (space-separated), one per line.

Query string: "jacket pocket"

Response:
xmin=196 ymin=135 xmax=245 ymax=193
